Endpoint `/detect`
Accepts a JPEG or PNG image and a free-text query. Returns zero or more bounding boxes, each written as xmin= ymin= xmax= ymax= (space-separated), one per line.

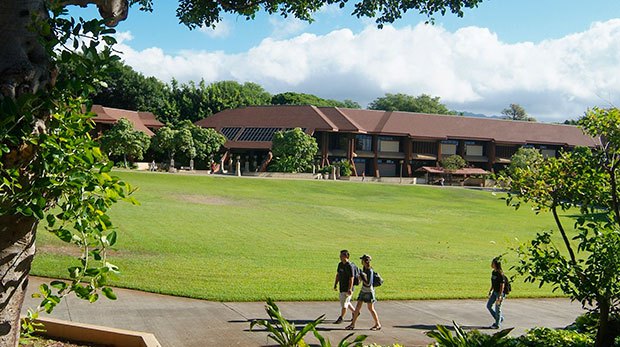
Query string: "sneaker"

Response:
xmin=490 ymin=323 xmax=499 ymax=329
xmin=334 ymin=317 xmax=343 ymax=324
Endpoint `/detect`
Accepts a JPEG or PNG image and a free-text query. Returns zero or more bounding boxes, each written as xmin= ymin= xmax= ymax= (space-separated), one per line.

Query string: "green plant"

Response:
xmin=515 ymin=327 xmax=594 ymax=347
xmin=338 ymin=160 xmax=354 ymax=177
xmin=426 ymin=321 xmax=513 ymax=346
xmin=250 ymin=298 xmax=323 ymax=347
xmin=312 ymin=330 xmax=367 ymax=347
xmin=441 ymin=155 xmax=467 ymax=172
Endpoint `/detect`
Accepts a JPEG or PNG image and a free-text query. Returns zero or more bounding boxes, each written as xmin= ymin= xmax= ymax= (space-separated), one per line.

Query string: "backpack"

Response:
xmin=503 ymin=275 xmax=511 ymax=295
xmin=371 ymin=269 xmax=383 ymax=287
xmin=351 ymin=262 xmax=361 ymax=286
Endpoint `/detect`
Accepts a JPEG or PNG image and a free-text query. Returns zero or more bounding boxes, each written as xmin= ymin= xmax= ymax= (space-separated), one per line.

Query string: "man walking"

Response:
xmin=334 ymin=249 xmax=357 ymax=324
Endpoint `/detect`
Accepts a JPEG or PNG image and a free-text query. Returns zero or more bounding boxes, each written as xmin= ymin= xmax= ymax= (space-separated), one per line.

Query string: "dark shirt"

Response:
xmin=362 ymin=267 xmax=372 ymax=286
xmin=491 ymin=270 xmax=505 ymax=293
xmin=337 ymin=262 xmax=354 ymax=293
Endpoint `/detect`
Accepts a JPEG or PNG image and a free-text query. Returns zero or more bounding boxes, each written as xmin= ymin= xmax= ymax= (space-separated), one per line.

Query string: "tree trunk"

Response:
xmin=0 ymin=215 xmax=37 ymax=347
xmin=596 ymin=300 xmax=615 ymax=347
xmin=0 ymin=0 xmax=50 ymax=99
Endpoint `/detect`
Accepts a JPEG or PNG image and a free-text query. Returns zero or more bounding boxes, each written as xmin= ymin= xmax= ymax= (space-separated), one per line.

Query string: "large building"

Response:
xmin=91 ymin=105 xmax=164 ymax=137
xmin=195 ymin=105 xmax=597 ymax=177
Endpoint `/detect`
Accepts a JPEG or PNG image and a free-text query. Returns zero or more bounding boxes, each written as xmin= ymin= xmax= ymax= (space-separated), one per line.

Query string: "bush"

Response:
xmin=515 ymin=327 xmax=594 ymax=347
xmin=338 ymin=160 xmax=353 ymax=176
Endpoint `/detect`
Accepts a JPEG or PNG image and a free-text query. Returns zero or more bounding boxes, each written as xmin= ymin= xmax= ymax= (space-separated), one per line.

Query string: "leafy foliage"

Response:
xmin=99 ymin=118 xmax=151 ymax=167
xmin=0 ymin=4 xmax=138 ymax=336
xmin=151 ymin=121 xmax=225 ymax=166
xmin=515 ymin=327 xmax=594 ymax=347
xmin=426 ymin=321 xmax=513 ymax=346
xmin=504 ymin=107 xmax=620 ymax=346
xmin=441 ymin=155 xmax=467 ymax=171
xmin=250 ymin=298 xmax=324 ymax=347
xmin=173 ymin=0 xmax=484 ymax=29
xmin=270 ymin=128 xmax=319 ymax=173
xmin=272 ymin=92 xmax=361 ymax=108
xmin=368 ymin=93 xmax=455 ymax=114
xmin=506 ymin=147 xmax=543 ymax=179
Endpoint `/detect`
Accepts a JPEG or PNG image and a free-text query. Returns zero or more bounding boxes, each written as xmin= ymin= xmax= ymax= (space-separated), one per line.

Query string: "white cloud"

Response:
xmin=199 ymin=19 xmax=232 ymax=39
xmin=268 ymin=17 xmax=308 ymax=39
xmin=115 ymin=19 xmax=620 ymax=122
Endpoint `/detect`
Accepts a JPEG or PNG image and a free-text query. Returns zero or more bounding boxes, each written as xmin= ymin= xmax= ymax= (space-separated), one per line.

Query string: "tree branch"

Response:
xmin=59 ymin=0 xmax=129 ymax=26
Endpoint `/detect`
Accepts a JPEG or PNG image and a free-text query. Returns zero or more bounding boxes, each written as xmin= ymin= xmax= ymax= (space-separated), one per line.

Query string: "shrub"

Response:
xmin=515 ymin=327 xmax=594 ymax=347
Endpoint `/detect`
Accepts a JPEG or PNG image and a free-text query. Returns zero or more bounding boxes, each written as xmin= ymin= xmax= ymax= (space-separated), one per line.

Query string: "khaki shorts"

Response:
xmin=339 ymin=292 xmax=353 ymax=309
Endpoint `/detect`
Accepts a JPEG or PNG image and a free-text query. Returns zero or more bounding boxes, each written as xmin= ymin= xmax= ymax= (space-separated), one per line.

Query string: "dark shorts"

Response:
xmin=357 ymin=291 xmax=376 ymax=303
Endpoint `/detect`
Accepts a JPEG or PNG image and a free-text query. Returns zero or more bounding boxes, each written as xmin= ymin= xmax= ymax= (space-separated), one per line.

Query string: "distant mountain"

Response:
xmin=457 ymin=111 xmax=504 ymax=119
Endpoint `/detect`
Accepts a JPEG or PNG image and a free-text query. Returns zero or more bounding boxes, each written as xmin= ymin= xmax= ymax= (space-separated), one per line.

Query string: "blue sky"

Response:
xmin=71 ymin=1 xmax=620 ymax=121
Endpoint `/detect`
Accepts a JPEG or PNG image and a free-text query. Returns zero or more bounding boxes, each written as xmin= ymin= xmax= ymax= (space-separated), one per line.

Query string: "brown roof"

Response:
xmin=195 ymin=105 xmax=597 ymax=149
xmin=417 ymin=166 xmax=490 ymax=175
xmin=90 ymin=105 xmax=164 ymax=136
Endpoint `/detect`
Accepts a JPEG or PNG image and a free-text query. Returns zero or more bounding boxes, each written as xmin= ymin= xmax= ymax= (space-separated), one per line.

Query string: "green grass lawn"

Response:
xmin=32 ymin=171 xmax=572 ymax=301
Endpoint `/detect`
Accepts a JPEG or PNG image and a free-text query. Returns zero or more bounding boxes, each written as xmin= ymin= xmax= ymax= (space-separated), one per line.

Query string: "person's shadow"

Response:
xmin=396 ymin=324 xmax=491 ymax=331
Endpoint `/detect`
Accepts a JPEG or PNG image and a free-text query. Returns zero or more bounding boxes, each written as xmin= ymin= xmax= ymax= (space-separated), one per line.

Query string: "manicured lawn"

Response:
xmin=32 ymin=171 xmax=571 ymax=301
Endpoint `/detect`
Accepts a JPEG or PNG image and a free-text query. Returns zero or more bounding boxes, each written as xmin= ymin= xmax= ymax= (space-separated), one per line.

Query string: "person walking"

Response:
xmin=486 ymin=257 xmax=506 ymax=329
xmin=346 ymin=254 xmax=381 ymax=331
xmin=333 ymin=249 xmax=357 ymax=324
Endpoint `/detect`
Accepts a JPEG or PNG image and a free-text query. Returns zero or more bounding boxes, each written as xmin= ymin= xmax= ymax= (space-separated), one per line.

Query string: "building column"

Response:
xmin=487 ymin=141 xmax=496 ymax=172
xmin=373 ymin=135 xmax=379 ymax=178
xmin=321 ymin=132 xmax=329 ymax=166
xmin=405 ymin=138 xmax=413 ymax=177
xmin=436 ymin=141 xmax=442 ymax=167
xmin=458 ymin=140 xmax=465 ymax=157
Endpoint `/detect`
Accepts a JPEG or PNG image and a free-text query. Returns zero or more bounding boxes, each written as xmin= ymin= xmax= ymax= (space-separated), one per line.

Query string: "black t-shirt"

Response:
xmin=491 ymin=270 xmax=505 ymax=292
xmin=337 ymin=262 xmax=354 ymax=292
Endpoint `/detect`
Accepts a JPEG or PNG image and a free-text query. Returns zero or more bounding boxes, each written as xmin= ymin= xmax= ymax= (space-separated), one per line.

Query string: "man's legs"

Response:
xmin=336 ymin=292 xmax=354 ymax=323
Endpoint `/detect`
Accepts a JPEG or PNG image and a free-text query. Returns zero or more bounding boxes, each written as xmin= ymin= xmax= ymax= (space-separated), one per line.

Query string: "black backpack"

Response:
xmin=503 ymin=275 xmax=511 ymax=295
xmin=371 ymin=269 xmax=383 ymax=287
xmin=351 ymin=262 xmax=361 ymax=286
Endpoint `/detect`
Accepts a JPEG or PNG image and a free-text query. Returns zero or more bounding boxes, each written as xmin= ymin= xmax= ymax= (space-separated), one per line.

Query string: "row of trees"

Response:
xmin=99 ymin=119 xmax=226 ymax=169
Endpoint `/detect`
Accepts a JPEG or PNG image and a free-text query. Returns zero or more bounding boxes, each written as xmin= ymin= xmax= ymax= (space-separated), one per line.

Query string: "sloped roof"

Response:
xmin=195 ymin=105 xmax=597 ymax=149
xmin=90 ymin=105 xmax=164 ymax=136
xmin=417 ymin=166 xmax=490 ymax=175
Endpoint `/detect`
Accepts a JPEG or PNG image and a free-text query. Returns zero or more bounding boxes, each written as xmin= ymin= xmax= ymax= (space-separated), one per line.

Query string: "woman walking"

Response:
xmin=346 ymin=254 xmax=381 ymax=331
xmin=486 ymin=257 xmax=506 ymax=329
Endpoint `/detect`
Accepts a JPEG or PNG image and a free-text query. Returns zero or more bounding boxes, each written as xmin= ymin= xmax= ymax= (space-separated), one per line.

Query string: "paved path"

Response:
xmin=23 ymin=277 xmax=584 ymax=347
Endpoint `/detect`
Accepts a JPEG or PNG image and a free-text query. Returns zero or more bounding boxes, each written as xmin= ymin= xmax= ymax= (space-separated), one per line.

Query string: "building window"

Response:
xmin=496 ymin=145 xmax=518 ymax=158
xmin=221 ymin=127 xmax=242 ymax=140
xmin=465 ymin=143 xmax=484 ymax=156
xmin=378 ymin=136 xmax=401 ymax=152
xmin=441 ymin=140 xmax=458 ymax=156
xmin=413 ymin=141 xmax=437 ymax=155
xmin=355 ymin=135 xmax=372 ymax=151
xmin=541 ymin=149 xmax=556 ymax=158
xmin=237 ymin=127 xmax=281 ymax=142
xmin=328 ymin=133 xmax=348 ymax=150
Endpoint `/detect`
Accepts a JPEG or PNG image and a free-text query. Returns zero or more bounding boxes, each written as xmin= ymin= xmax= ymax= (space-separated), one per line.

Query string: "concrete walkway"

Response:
xmin=23 ymin=277 xmax=584 ymax=347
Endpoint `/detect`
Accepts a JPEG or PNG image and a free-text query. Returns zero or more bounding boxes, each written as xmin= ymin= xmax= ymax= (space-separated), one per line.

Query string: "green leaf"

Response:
xmin=102 ymin=287 xmax=117 ymax=300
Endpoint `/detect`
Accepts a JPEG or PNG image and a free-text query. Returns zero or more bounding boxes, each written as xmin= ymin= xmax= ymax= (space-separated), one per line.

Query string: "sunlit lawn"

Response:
xmin=32 ymin=171 xmax=572 ymax=301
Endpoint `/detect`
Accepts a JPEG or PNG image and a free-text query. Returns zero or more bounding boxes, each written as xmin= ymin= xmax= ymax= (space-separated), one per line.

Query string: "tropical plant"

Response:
xmin=338 ymin=160 xmax=354 ymax=177
xmin=250 ymin=298 xmax=324 ymax=347
xmin=507 ymin=147 xmax=543 ymax=178
xmin=312 ymin=329 xmax=367 ymax=347
xmin=426 ymin=321 xmax=513 ymax=346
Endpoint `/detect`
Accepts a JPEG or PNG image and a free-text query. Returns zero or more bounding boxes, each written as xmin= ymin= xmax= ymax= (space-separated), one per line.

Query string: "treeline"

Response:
xmin=88 ymin=61 xmax=455 ymax=124
xmin=90 ymin=61 xmax=362 ymax=124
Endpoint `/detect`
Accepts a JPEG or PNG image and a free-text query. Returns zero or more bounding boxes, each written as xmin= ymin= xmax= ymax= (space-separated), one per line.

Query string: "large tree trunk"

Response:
xmin=0 ymin=215 xmax=37 ymax=347
xmin=596 ymin=300 xmax=616 ymax=347
xmin=0 ymin=0 xmax=50 ymax=99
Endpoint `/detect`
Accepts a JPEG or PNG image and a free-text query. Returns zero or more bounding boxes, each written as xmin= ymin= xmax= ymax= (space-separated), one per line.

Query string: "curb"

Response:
xmin=34 ymin=317 xmax=161 ymax=347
